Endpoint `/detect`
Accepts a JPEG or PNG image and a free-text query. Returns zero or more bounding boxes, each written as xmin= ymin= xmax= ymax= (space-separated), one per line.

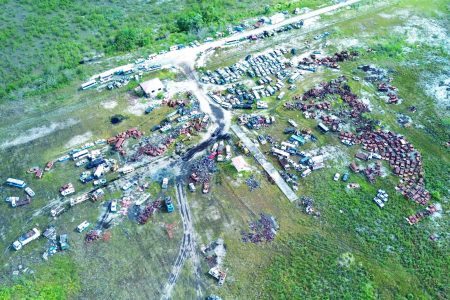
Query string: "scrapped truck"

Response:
xmin=12 ymin=228 xmax=41 ymax=250
xmin=11 ymin=196 xmax=32 ymax=208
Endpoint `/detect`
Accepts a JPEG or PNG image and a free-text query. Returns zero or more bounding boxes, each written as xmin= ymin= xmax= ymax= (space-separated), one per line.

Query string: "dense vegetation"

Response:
xmin=0 ymin=256 xmax=80 ymax=299
xmin=0 ymin=0 xmax=328 ymax=100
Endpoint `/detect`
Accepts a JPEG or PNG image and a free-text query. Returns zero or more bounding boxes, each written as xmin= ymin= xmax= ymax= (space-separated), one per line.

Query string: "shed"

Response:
xmin=231 ymin=156 xmax=251 ymax=172
xmin=140 ymin=78 xmax=164 ymax=97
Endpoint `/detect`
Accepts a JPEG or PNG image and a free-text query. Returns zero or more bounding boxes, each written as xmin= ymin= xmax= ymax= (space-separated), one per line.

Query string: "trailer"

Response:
xmin=12 ymin=228 xmax=41 ymax=250
xmin=51 ymin=206 xmax=66 ymax=217
xmin=288 ymin=72 xmax=301 ymax=84
xmin=120 ymin=165 xmax=134 ymax=174
xmin=135 ymin=193 xmax=151 ymax=206
xmin=70 ymin=193 xmax=89 ymax=207
xmin=11 ymin=196 xmax=32 ymax=208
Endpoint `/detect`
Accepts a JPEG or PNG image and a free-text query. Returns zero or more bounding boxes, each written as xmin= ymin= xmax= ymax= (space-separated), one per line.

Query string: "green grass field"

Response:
xmin=0 ymin=0 xmax=448 ymax=299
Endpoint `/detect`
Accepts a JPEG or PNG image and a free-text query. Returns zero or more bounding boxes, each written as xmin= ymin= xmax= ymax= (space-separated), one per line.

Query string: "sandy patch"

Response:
xmin=0 ymin=118 xmax=79 ymax=150
xmin=101 ymin=100 xmax=118 ymax=109
xmin=126 ymin=102 xmax=148 ymax=116
xmin=64 ymin=132 xmax=93 ymax=149
xmin=393 ymin=16 xmax=448 ymax=51
xmin=421 ymin=72 xmax=450 ymax=114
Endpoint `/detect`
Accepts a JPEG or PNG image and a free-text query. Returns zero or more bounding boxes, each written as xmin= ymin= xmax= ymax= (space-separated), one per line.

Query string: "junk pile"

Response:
xmin=190 ymin=156 xmax=217 ymax=184
xmin=285 ymin=76 xmax=369 ymax=122
xmin=245 ymin=175 xmax=261 ymax=191
xmin=397 ymin=114 xmax=412 ymax=127
xmin=358 ymin=64 xmax=400 ymax=104
xmin=298 ymin=50 xmax=359 ymax=70
xmin=131 ymin=108 xmax=208 ymax=161
xmin=406 ymin=204 xmax=438 ymax=225
xmin=201 ymin=48 xmax=288 ymax=85
xmin=85 ymin=230 xmax=102 ymax=243
xmin=42 ymin=226 xmax=69 ymax=260
xmin=107 ymin=128 xmax=143 ymax=156
xmin=358 ymin=130 xmax=430 ymax=205
xmin=241 ymin=213 xmax=279 ymax=243
xmin=361 ymin=162 xmax=382 ymax=184
xmin=201 ymin=239 xmax=228 ymax=286
xmin=119 ymin=197 xmax=132 ymax=216
xmin=138 ymin=199 xmax=162 ymax=225
xmin=238 ymin=114 xmax=275 ymax=129
xmin=299 ymin=196 xmax=320 ymax=217
xmin=291 ymin=75 xmax=430 ymax=206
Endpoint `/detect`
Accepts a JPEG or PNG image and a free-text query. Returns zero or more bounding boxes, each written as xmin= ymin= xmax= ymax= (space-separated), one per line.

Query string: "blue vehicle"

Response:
xmin=87 ymin=158 xmax=105 ymax=169
xmin=342 ymin=173 xmax=350 ymax=182
xmin=81 ymin=175 xmax=94 ymax=184
xmin=6 ymin=178 xmax=26 ymax=188
xmin=300 ymin=157 xmax=311 ymax=165
xmin=165 ymin=196 xmax=174 ymax=213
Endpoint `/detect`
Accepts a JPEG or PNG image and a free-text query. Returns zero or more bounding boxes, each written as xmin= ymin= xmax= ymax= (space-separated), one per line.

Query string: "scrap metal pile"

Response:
xmin=85 ymin=230 xmax=102 ymax=243
xmin=138 ymin=199 xmax=162 ymax=225
xmin=107 ymin=128 xmax=143 ymax=156
xmin=342 ymin=130 xmax=430 ymax=205
xmin=285 ymin=76 xmax=369 ymax=123
xmin=201 ymin=48 xmax=288 ymax=85
xmin=245 ymin=175 xmax=261 ymax=192
xmin=358 ymin=64 xmax=400 ymax=104
xmin=131 ymin=104 xmax=208 ymax=161
xmin=237 ymin=114 xmax=275 ymax=129
xmin=406 ymin=204 xmax=438 ymax=225
xmin=285 ymin=73 xmax=431 ymax=207
xmin=241 ymin=214 xmax=279 ymax=243
xmin=299 ymin=196 xmax=320 ymax=217
xmin=298 ymin=50 xmax=359 ymax=70
xmin=190 ymin=156 xmax=217 ymax=184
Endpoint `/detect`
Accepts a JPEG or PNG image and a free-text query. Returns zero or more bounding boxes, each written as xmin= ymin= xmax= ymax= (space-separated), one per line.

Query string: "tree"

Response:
xmin=176 ymin=11 xmax=203 ymax=33
xmin=111 ymin=28 xmax=147 ymax=52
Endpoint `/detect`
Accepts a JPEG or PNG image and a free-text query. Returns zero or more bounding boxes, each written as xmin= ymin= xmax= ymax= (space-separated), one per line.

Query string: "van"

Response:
xmin=76 ymin=221 xmax=90 ymax=233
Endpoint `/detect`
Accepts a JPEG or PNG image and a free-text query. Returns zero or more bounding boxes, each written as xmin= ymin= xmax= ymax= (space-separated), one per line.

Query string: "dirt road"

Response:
xmin=161 ymin=182 xmax=202 ymax=300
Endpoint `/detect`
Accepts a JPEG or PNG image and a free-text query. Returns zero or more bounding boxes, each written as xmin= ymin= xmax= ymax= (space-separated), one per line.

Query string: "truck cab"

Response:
xmin=59 ymin=234 xmax=69 ymax=250
xmin=165 ymin=196 xmax=174 ymax=213
xmin=162 ymin=178 xmax=169 ymax=189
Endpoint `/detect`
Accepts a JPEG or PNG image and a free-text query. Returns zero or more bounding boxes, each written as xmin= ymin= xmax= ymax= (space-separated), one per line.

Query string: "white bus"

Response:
xmin=6 ymin=178 xmax=26 ymax=188
xmin=81 ymin=80 xmax=97 ymax=90
xmin=72 ymin=149 xmax=89 ymax=160
xmin=271 ymin=147 xmax=290 ymax=158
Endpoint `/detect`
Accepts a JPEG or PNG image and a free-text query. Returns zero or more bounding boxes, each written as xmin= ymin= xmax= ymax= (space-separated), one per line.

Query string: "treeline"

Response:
xmin=0 ymin=0 xmax=327 ymax=100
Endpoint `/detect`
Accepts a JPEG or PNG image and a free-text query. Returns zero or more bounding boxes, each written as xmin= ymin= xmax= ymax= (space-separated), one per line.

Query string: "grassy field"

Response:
xmin=0 ymin=0 xmax=331 ymax=101
xmin=0 ymin=0 xmax=448 ymax=299
xmin=197 ymin=1 xmax=449 ymax=299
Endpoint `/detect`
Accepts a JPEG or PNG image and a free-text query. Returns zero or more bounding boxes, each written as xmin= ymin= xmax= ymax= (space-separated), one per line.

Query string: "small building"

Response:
xmin=231 ymin=156 xmax=251 ymax=172
xmin=140 ymin=78 xmax=164 ymax=98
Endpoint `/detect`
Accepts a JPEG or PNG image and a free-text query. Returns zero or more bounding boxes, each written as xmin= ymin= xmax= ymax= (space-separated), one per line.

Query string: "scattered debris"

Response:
xmin=299 ymin=196 xmax=320 ymax=217
xmin=245 ymin=175 xmax=261 ymax=192
xmin=241 ymin=213 xmax=279 ymax=243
